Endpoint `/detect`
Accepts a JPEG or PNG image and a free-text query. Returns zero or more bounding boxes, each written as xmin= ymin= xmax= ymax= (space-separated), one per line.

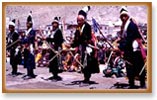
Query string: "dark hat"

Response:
xmin=52 ymin=17 xmax=59 ymax=24
xmin=120 ymin=6 xmax=129 ymax=16
xmin=27 ymin=11 xmax=33 ymax=24
xmin=78 ymin=10 xmax=87 ymax=19
xmin=78 ymin=6 xmax=90 ymax=19
xmin=12 ymin=19 xmax=16 ymax=23
xmin=9 ymin=19 xmax=16 ymax=27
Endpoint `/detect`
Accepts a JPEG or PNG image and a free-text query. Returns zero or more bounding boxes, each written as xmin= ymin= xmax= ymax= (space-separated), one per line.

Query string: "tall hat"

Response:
xmin=52 ymin=16 xmax=59 ymax=24
xmin=78 ymin=6 xmax=90 ymax=19
xmin=120 ymin=6 xmax=129 ymax=16
xmin=9 ymin=19 xmax=16 ymax=27
xmin=27 ymin=11 xmax=33 ymax=24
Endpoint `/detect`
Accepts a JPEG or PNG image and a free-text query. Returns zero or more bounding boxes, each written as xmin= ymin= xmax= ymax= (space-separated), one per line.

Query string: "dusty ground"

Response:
xmin=5 ymin=62 xmax=146 ymax=90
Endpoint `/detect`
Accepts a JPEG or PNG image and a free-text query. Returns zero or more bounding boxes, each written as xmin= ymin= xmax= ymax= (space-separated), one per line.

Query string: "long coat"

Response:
xmin=23 ymin=48 xmax=35 ymax=69
xmin=23 ymin=28 xmax=36 ymax=69
xmin=8 ymin=31 xmax=21 ymax=66
xmin=46 ymin=29 xmax=64 ymax=73
xmin=46 ymin=29 xmax=64 ymax=50
xmin=119 ymin=18 xmax=145 ymax=77
xmin=27 ymin=29 xmax=36 ymax=47
xmin=71 ymin=22 xmax=99 ymax=74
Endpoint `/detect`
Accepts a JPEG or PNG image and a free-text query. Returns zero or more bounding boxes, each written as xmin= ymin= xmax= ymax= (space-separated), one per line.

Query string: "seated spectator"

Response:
xmin=103 ymin=51 xmax=126 ymax=78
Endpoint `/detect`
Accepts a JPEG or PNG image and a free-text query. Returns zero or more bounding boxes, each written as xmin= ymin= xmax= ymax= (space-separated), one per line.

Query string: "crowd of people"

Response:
xmin=6 ymin=6 xmax=147 ymax=88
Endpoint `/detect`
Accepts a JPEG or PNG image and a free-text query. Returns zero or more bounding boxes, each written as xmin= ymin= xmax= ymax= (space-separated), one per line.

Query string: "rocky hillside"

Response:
xmin=6 ymin=5 xmax=147 ymax=29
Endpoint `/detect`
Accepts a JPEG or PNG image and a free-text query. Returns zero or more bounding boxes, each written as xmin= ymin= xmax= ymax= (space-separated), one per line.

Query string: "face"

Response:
xmin=52 ymin=22 xmax=59 ymax=31
xmin=77 ymin=16 xmax=85 ymax=26
xmin=9 ymin=25 xmax=15 ymax=32
xmin=26 ymin=22 xmax=32 ymax=29
xmin=21 ymin=32 xmax=25 ymax=37
xmin=120 ymin=14 xmax=129 ymax=23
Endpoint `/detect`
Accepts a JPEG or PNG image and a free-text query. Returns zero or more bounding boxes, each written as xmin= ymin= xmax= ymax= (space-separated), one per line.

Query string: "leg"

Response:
xmin=30 ymin=68 xmax=35 ymax=78
xmin=52 ymin=72 xmax=62 ymax=81
xmin=139 ymin=69 xmax=146 ymax=88
xmin=126 ymin=64 xmax=135 ymax=88
xmin=83 ymin=72 xmax=91 ymax=83
xmin=128 ymin=76 xmax=135 ymax=88
xmin=27 ymin=68 xmax=30 ymax=76
xmin=22 ymin=68 xmax=32 ymax=79
xmin=52 ymin=72 xmax=58 ymax=78
xmin=27 ymin=67 xmax=34 ymax=77
xmin=12 ymin=64 xmax=17 ymax=75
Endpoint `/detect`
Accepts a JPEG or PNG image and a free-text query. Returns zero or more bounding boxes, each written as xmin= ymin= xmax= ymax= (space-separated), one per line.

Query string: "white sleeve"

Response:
xmin=132 ymin=40 xmax=139 ymax=52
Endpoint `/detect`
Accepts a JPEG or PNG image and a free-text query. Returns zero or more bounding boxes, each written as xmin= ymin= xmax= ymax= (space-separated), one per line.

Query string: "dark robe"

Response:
xmin=24 ymin=49 xmax=35 ymax=69
xmin=7 ymin=31 xmax=21 ymax=74
xmin=23 ymin=28 xmax=36 ymax=77
xmin=8 ymin=31 xmax=21 ymax=66
xmin=119 ymin=18 xmax=146 ymax=87
xmin=46 ymin=29 xmax=64 ymax=74
xmin=27 ymin=29 xmax=36 ymax=47
xmin=71 ymin=22 xmax=99 ymax=74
